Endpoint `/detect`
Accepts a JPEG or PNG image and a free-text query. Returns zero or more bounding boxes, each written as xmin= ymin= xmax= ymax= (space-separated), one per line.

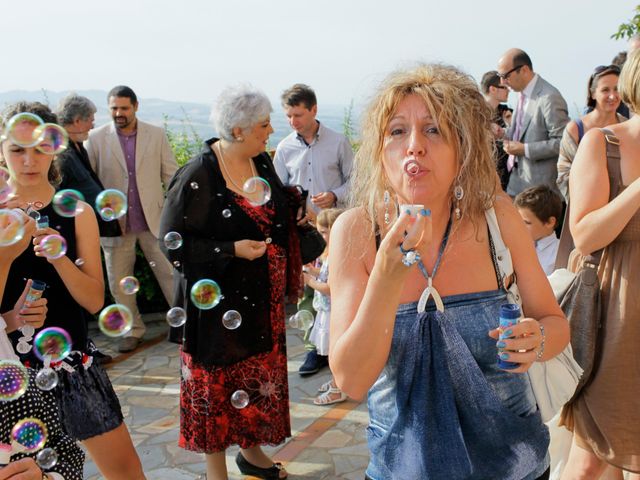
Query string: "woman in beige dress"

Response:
xmin=560 ymin=51 xmax=640 ymax=480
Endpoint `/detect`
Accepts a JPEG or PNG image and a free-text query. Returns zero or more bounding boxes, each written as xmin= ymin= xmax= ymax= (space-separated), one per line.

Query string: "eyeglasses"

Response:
xmin=497 ymin=65 xmax=523 ymax=80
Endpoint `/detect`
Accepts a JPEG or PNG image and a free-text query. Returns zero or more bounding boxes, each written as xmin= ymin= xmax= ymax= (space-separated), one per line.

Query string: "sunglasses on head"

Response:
xmin=592 ymin=64 xmax=621 ymax=78
xmin=497 ymin=65 xmax=523 ymax=80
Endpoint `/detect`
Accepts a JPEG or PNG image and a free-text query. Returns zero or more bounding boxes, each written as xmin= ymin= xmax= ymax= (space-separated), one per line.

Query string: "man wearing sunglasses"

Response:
xmin=497 ymin=48 xmax=569 ymax=197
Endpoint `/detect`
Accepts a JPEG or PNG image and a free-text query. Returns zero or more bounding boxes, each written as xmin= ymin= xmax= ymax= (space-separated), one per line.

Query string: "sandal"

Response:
xmin=317 ymin=379 xmax=334 ymax=393
xmin=313 ymin=387 xmax=347 ymax=405
xmin=235 ymin=451 xmax=287 ymax=479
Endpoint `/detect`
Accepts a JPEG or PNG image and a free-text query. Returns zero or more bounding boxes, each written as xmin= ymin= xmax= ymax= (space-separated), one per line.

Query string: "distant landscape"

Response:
xmin=0 ymin=90 xmax=360 ymax=148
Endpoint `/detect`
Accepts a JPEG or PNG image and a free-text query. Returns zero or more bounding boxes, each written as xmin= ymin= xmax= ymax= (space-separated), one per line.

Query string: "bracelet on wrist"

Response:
xmin=535 ymin=323 xmax=545 ymax=360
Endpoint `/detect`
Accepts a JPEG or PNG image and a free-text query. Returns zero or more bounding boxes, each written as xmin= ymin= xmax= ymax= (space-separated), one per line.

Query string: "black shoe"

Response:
xmin=298 ymin=349 xmax=328 ymax=376
xmin=93 ymin=350 xmax=113 ymax=365
xmin=235 ymin=451 xmax=287 ymax=479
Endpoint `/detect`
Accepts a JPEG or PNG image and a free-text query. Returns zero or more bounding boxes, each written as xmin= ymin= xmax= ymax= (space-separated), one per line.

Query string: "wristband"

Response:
xmin=535 ymin=323 xmax=545 ymax=360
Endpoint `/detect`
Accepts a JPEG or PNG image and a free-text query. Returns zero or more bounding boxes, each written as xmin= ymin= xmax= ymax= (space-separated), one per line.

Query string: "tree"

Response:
xmin=611 ymin=5 xmax=640 ymax=40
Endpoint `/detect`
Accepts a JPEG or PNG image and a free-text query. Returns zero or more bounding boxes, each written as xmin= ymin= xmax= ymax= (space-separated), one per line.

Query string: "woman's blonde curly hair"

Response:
xmin=350 ymin=63 xmax=498 ymax=233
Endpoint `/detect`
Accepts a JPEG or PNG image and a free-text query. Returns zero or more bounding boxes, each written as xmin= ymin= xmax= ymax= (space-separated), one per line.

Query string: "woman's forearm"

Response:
xmin=51 ymin=257 xmax=104 ymax=313
xmin=572 ymin=180 xmax=640 ymax=254
xmin=331 ymin=267 xmax=404 ymax=400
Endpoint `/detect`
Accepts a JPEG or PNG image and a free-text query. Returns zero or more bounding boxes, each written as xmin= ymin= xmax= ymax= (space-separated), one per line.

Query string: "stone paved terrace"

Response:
xmin=85 ymin=313 xmax=369 ymax=480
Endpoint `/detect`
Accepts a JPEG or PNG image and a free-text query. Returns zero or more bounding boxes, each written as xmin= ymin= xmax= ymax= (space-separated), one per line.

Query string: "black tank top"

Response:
xmin=2 ymin=202 xmax=90 ymax=356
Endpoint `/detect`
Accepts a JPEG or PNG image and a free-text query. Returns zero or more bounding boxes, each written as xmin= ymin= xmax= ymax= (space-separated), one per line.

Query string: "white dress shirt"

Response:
xmin=535 ymin=232 xmax=560 ymax=276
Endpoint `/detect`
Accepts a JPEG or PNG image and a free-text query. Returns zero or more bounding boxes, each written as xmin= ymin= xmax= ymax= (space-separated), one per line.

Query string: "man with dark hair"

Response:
xmin=86 ymin=86 xmax=177 ymax=353
xmin=274 ymin=83 xmax=353 ymax=376
xmin=497 ymin=48 xmax=569 ymax=197
xmin=481 ymin=71 xmax=510 ymax=190
xmin=274 ymin=84 xmax=353 ymax=213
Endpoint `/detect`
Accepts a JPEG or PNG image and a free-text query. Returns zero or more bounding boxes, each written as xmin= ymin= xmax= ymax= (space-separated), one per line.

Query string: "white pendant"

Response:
xmin=417 ymin=277 xmax=445 ymax=313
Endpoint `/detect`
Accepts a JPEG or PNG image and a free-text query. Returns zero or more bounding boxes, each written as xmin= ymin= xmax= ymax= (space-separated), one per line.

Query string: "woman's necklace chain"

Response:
xmin=215 ymin=142 xmax=257 ymax=193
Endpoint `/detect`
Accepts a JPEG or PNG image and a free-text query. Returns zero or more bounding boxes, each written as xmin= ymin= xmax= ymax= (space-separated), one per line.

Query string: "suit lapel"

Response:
xmin=108 ymin=123 xmax=127 ymax=174
xmin=518 ymin=77 xmax=544 ymax=141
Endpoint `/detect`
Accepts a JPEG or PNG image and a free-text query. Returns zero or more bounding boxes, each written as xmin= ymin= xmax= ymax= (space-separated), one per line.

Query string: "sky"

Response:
xmin=2 ymin=0 xmax=635 ymax=118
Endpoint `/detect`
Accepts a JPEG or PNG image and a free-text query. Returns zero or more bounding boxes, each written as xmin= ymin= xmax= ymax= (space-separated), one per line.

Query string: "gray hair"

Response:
xmin=56 ymin=93 xmax=97 ymax=126
xmin=210 ymin=84 xmax=272 ymax=141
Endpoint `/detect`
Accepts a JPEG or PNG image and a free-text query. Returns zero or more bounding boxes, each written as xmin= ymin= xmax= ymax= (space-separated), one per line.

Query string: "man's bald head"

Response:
xmin=497 ymin=48 xmax=534 ymax=92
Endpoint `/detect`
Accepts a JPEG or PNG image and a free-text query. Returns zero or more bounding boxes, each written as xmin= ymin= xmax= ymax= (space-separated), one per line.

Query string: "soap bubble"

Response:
xmin=119 ymin=276 xmax=140 ymax=295
xmin=148 ymin=261 xmax=156 ymax=268
xmin=0 ymin=209 xmax=25 ymax=246
xmin=163 ymin=231 xmax=183 ymax=250
xmin=230 ymin=389 xmax=250 ymax=409
xmin=190 ymin=279 xmax=222 ymax=310
xmin=39 ymin=234 xmax=67 ymax=260
xmin=16 ymin=341 xmax=31 ymax=355
xmin=52 ymin=189 xmax=84 ymax=217
xmin=190 ymin=182 xmax=199 ymax=190
xmin=98 ymin=304 xmax=133 ymax=337
xmin=222 ymin=310 xmax=242 ymax=330
xmin=289 ymin=310 xmax=314 ymax=330
xmin=33 ymin=327 xmax=72 ymax=362
xmin=34 ymin=123 xmax=68 ymax=155
xmin=166 ymin=307 xmax=186 ymax=327
xmin=35 ymin=368 xmax=58 ymax=391
xmin=36 ymin=447 xmax=58 ymax=469
xmin=95 ymin=189 xmax=127 ymax=221
xmin=0 ymin=360 xmax=29 ymax=402
xmin=222 ymin=209 xmax=231 ymax=218
xmin=11 ymin=418 xmax=47 ymax=452
xmin=0 ymin=167 xmax=13 ymax=204
xmin=243 ymin=177 xmax=271 ymax=206
xmin=3 ymin=113 xmax=43 ymax=147
xmin=74 ymin=258 xmax=85 ymax=267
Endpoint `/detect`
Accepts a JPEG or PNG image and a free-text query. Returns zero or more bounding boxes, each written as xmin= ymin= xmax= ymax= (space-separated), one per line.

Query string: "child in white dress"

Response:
xmin=303 ymin=208 xmax=346 ymax=405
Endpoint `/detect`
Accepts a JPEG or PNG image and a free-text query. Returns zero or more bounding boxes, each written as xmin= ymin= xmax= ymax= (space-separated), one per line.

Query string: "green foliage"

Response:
xmin=163 ymin=108 xmax=203 ymax=167
xmin=342 ymin=99 xmax=359 ymax=152
xmin=611 ymin=5 xmax=640 ymax=40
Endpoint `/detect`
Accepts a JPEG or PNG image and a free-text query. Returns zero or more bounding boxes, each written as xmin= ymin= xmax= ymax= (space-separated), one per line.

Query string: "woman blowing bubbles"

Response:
xmin=329 ymin=65 xmax=569 ymax=479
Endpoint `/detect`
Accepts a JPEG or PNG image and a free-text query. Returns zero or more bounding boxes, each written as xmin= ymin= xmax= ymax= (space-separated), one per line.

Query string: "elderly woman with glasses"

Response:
xmin=556 ymin=65 xmax=626 ymax=202
xmin=159 ymin=84 xmax=302 ymax=480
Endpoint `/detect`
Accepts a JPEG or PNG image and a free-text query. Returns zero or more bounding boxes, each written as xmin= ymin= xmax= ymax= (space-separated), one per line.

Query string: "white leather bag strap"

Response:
xmin=485 ymin=207 xmax=522 ymax=306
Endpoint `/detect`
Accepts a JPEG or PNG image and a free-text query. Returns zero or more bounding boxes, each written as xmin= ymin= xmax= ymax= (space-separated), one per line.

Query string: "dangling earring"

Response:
xmin=235 ymin=136 xmax=244 ymax=143
xmin=453 ymin=183 xmax=464 ymax=220
xmin=383 ymin=190 xmax=391 ymax=225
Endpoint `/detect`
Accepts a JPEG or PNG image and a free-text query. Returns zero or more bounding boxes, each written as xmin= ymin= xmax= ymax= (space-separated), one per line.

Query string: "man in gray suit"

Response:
xmin=497 ymin=48 xmax=569 ymax=197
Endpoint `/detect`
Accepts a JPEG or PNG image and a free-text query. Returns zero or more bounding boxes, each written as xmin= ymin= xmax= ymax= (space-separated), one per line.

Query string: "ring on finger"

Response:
xmin=399 ymin=245 xmax=420 ymax=267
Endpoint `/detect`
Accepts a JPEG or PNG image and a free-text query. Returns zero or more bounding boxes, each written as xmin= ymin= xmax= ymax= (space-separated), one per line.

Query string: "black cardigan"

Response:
xmin=159 ymin=139 xmax=291 ymax=367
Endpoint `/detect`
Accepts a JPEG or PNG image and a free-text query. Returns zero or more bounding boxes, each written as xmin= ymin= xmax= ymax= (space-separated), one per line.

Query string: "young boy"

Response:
xmin=514 ymin=185 xmax=562 ymax=275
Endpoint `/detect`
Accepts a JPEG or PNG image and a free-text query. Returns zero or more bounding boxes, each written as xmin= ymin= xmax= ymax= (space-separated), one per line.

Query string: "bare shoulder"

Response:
xmin=330 ymin=207 xmax=376 ymax=270
xmin=74 ymin=201 xmax=99 ymax=232
xmin=493 ymin=194 xmax=528 ymax=248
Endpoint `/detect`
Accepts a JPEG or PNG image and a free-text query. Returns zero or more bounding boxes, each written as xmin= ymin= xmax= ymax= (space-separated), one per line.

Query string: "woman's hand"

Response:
xmin=488 ymin=317 xmax=544 ymax=373
xmin=373 ymin=209 xmax=432 ymax=279
xmin=0 ymin=457 xmax=44 ymax=480
xmin=32 ymin=226 xmax=64 ymax=263
xmin=3 ymin=280 xmax=48 ymax=332
xmin=302 ymin=272 xmax=314 ymax=286
xmin=233 ymin=239 xmax=267 ymax=260
xmin=0 ymin=210 xmax=35 ymax=265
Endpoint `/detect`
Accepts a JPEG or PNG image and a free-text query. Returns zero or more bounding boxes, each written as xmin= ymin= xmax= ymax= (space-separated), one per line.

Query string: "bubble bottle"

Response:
xmin=497 ymin=303 xmax=521 ymax=370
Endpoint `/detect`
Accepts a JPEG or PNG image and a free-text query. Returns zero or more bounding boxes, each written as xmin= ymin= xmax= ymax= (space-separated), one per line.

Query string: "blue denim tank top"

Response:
xmin=365 ymin=290 xmax=550 ymax=480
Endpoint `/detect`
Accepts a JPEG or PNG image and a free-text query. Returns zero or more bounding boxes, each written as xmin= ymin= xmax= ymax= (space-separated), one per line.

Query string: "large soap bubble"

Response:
xmin=95 ymin=189 xmax=127 ymax=221
xmin=243 ymin=177 xmax=271 ymax=207
xmin=190 ymin=279 xmax=222 ymax=310
xmin=98 ymin=304 xmax=133 ymax=337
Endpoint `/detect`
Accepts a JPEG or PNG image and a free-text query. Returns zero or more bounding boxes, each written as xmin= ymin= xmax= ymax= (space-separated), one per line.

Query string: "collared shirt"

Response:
xmin=520 ymin=74 xmax=539 ymax=159
xmin=535 ymin=231 xmax=559 ymax=276
xmin=116 ymin=128 xmax=149 ymax=233
xmin=274 ymin=122 xmax=353 ymax=213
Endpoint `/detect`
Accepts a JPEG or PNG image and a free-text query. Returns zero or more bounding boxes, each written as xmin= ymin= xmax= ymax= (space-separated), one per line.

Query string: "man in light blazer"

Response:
xmin=86 ymin=86 xmax=178 ymax=352
xmin=497 ymin=48 xmax=569 ymax=197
